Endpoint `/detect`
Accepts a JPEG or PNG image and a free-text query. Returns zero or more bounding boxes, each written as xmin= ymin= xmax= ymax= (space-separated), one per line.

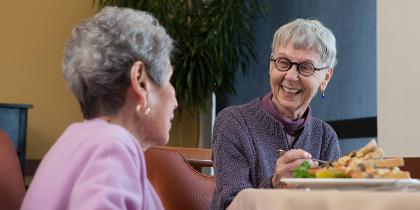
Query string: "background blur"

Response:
xmin=0 ymin=0 xmax=419 ymax=165
xmin=0 ymin=0 xmax=198 ymax=162
xmin=218 ymin=0 xmax=376 ymax=154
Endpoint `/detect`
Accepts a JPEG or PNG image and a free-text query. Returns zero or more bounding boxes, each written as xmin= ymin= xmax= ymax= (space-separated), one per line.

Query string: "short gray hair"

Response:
xmin=62 ymin=6 xmax=173 ymax=119
xmin=272 ymin=18 xmax=337 ymax=68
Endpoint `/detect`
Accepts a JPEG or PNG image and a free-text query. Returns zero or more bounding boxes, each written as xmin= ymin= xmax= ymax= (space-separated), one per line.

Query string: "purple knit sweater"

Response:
xmin=210 ymin=97 xmax=341 ymax=210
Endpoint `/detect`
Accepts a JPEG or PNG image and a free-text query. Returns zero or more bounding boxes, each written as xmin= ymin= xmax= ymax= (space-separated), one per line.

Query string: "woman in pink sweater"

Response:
xmin=22 ymin=6 xmax=177 ymax=210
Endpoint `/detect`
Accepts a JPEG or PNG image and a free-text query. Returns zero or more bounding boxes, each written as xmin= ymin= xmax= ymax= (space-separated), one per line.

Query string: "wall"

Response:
xmin=378 ymin=0 xmax=420 ymax=157
xmin=0 ymin=1 xmax=197 ymax=161
xmin=0 ymin=0 xmax=96 ymax=159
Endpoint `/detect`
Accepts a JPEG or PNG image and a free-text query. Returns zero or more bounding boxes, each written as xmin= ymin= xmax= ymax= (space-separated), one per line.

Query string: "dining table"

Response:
xmin=227 ymin=186 xmax=420 ymax=210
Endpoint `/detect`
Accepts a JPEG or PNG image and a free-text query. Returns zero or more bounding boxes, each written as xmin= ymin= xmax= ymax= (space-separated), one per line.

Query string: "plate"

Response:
xmin=280 ymin=178 xmax=420 ymax=189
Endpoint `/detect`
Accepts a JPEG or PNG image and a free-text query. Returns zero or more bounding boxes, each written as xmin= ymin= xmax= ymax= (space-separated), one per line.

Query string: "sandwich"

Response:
xmin=293 ymin=140 xmax=411 ymax=179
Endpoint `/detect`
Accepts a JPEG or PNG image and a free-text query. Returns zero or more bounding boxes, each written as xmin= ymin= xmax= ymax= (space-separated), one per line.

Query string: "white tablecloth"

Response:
xmin=227 ymin=188 xmax=420 ymax=210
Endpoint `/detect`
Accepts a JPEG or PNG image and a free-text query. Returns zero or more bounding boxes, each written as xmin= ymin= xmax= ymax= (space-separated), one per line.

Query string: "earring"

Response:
xmin=321 ymin=91 xmax=326 ymax=99
xmin=144 ymin=107 xmax=150 ymax=115
xmin=136 ymin=104 xmax=150 ymax=116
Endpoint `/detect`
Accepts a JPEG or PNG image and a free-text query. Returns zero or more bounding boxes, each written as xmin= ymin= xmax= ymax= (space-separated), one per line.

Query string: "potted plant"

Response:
xmin=94 ymin=0 xmax=263 ymax=147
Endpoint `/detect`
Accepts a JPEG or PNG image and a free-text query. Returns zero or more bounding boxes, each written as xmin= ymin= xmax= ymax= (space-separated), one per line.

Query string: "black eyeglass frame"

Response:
xmin=269 ymin=55 xmax=329 ymax=77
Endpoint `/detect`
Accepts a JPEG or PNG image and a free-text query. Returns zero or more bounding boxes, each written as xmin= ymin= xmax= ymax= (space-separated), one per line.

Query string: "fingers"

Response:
xmin=272 ymin=157 xmax=313 ymax=187
xmin=275 ymin=158 xmax=314 ymax=177
xmin=273 ymin=149 xmax=314 ymax=184
xmin=278 ymin=149 xmax=312 ymax=165
xmin=284 ymin=158 xmax=314 ymax=172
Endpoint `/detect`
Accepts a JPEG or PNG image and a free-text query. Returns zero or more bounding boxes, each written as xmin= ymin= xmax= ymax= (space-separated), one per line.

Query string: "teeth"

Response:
xmin=282 ymin=86 xmax=299 ymax=94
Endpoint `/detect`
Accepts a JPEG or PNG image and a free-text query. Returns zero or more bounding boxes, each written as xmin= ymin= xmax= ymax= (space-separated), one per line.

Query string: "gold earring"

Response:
xmin=136 ymin=104 xmax=150 ymax=116
xmin=144 ymin=107 xmax=150 ymax=115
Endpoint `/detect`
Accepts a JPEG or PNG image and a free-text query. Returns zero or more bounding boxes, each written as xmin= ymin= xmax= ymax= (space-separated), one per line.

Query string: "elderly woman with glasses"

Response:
xmin=210 ymin=18 xmax=341 ymax=210
xmin=22 ymin=7 xmax=177 ymax=210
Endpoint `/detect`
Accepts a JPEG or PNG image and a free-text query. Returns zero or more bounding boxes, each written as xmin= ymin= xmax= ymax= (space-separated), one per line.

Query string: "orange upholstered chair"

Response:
xmin=144 ymin=146 xmax=215 ymax=210
xmin=0 ymin=129 xmax=25 ymax=210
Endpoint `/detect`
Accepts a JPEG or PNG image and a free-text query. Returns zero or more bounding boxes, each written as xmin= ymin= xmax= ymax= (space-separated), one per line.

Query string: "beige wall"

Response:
xmin=0 ymin=0 xmax=96 ymax=159
xmin=0 ymin=1 xmax=198 ymax=160
xmin=378 ymin=0 xmax=420 ymax=157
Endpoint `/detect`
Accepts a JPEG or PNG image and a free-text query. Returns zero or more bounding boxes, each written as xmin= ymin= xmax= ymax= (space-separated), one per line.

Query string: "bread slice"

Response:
xmin=363 ymin=148 xmax=384 ymax=160
xmin=383 ymin=171 xmax=411 ymax=179
xmin=375 ymin=158 xmax=404 ymax=168
xmin=356 ymin=139 xmax=378 ymax=158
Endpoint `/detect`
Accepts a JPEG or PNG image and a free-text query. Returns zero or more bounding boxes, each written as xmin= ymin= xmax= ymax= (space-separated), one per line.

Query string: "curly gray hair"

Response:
xmin=272 ymin=18 xmax=337 ymax=68
xmin=62 ymin=6 xmax=173 ymax=119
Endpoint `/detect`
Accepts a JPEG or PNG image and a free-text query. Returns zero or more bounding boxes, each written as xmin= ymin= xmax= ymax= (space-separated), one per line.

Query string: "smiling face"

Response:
xmin=269 ymin=42 xmax=333 ymax=120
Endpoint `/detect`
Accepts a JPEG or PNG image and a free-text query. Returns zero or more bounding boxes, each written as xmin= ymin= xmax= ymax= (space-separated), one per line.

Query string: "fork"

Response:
xmin=277 ymin=149 xmax=330 ymax=165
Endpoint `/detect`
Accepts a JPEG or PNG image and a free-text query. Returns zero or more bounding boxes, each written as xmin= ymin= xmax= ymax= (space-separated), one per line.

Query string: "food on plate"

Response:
xmin=293 ymin=140 xmax=411 ymax=179
xmin=292 ymin=161 xmax=314 ymax=178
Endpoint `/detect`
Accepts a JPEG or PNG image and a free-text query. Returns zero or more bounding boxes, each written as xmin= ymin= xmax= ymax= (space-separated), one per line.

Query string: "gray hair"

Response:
xmin=272 ymin=18 xmax=337 ymax=68
xmin=62 ymin=6 xmax=173 ymax=119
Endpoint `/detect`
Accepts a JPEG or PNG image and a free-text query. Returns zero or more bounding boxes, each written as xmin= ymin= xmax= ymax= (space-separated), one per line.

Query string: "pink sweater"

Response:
xmin=21 ymin=119 xmax=163 ymax=210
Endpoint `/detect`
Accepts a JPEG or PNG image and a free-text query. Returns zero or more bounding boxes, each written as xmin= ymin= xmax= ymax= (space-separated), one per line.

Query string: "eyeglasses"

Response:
xmin=269 ymin=55 xmax=328 ymax=77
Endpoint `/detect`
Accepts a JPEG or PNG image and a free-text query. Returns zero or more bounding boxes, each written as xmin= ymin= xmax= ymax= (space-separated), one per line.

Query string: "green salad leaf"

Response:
xmin=292 ymin=160 xmax=315 ymax=178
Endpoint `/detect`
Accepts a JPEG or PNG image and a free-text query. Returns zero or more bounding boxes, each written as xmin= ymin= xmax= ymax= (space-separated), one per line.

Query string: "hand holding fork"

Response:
xmin=278 ymin=149 xmax=330 ymax=166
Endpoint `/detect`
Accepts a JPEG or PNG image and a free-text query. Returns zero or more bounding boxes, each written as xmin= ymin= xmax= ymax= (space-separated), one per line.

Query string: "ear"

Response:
xmin=319 ymin=68 xmax=334 ymax=92
xmin=130 ymin=61 xmax=149 ymax=107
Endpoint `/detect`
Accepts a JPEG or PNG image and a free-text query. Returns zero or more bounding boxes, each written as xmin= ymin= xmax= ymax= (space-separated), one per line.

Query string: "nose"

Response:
xmin=284 ymin=64 xmax=299 ymax=81
xmin=172 ymin=88 xmax=178 ymax=110
xmin=168 ymin=82 xmax=178 ymax=108
xmin=174 ymin=98 xmax=178 ymax=110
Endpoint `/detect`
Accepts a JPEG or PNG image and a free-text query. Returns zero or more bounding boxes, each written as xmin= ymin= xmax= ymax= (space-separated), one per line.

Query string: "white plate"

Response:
xmin=280 ymin=178 xmax=420 ymax=189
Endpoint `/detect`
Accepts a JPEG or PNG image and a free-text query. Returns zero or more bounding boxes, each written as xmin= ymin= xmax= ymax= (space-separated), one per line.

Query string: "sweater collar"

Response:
xmin=261 ymin=92 xmax=312 ymax=136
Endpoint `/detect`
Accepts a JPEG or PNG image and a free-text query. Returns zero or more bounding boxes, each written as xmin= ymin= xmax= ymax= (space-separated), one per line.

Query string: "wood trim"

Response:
xmin=24 ymin=147 xmax=214 ymax=176
xmin=150 ymin=146 xmax=213 ymax=172
xmin=188 ymin=159 xmax=213 ymax=167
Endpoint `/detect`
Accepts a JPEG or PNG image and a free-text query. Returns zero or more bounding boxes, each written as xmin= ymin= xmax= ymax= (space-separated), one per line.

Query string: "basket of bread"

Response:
xmin=293 ymin=140 xmax=411 ymax=179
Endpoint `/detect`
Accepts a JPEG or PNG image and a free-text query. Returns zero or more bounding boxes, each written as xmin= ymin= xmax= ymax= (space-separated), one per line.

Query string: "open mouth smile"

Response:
xmin=282 ymin=85 xmax=301 ymax=94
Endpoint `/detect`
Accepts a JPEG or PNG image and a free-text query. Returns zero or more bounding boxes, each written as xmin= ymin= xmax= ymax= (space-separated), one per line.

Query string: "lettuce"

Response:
xmin=292 ymin=161 xmax=315 ymax=178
